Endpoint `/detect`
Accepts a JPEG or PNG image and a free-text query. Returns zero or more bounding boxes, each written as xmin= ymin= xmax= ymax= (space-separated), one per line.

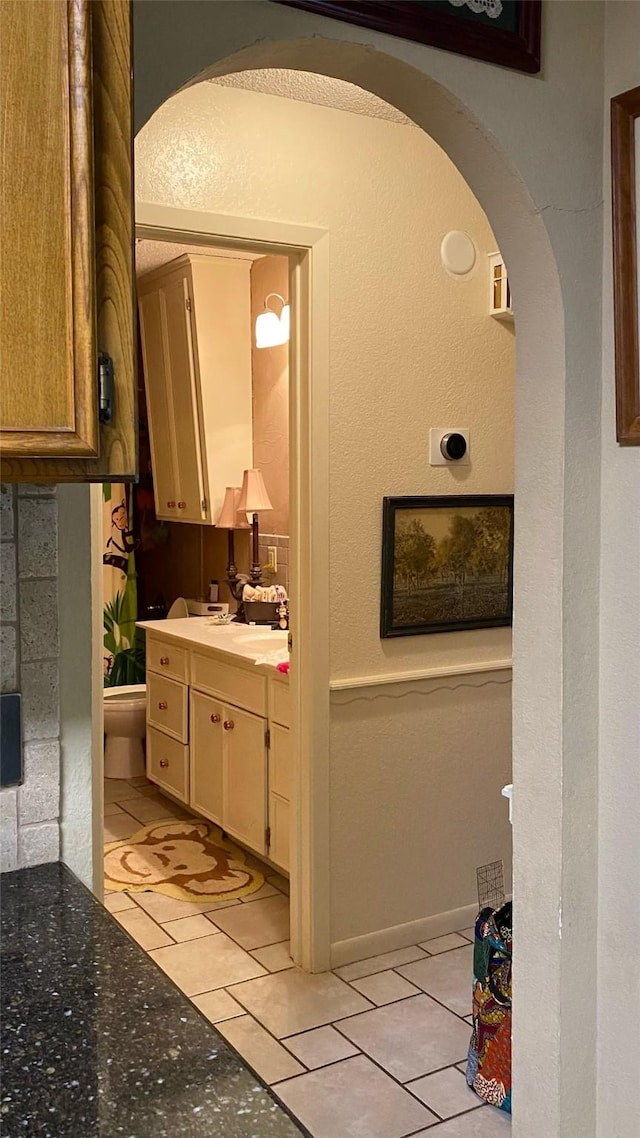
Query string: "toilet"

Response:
xmin=103 ymin=684 xmax=147 ymax=780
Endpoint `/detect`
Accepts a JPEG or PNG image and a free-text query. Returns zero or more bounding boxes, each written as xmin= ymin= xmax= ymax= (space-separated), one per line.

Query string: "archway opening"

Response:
xmin=128 ymin=32 xmax=574 ymax=1138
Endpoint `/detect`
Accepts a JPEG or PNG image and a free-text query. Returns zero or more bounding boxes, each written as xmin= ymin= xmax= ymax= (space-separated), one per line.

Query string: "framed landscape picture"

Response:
xmin=276 ymin=1 xmax=541 ymax=75
xmin=611 ymin=84 xmax=640 ymax=445
xmin=380 ymin=495 xmax=514 ymax=638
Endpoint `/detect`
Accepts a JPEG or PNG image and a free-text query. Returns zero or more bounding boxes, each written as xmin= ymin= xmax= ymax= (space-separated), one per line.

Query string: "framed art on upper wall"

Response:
xmin=611 ymin=84 xmax=640 ymax=446
xmin=380 ymin=495 xmax=514 ymax=638
xmin=275 ymin=1 xmax=541 ymax=74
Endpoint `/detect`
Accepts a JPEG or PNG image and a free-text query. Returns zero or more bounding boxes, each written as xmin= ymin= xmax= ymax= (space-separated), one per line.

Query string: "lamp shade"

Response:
xmin=216 ymin=487 xmax=249 ymax=528
xmin=237 ymin=469 xmax=273 ymax=513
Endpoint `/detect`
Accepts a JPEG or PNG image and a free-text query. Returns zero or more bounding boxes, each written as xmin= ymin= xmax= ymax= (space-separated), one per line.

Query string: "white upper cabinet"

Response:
xmin=137 ymin=253 xmax=253 ymax=524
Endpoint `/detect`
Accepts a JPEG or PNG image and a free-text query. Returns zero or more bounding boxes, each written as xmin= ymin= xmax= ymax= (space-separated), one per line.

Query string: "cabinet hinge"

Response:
xmin=265 ymin=727 xmax=271 ymax=750
xmin=98 ymin=352 xmax=115 ymax=424
xmin=185 ymin=296 xmax=192 ymax=312
xmin=265 ymin=826 xmax=271 ymax=850
xmin=201 ymin=498 xmax=207 ymax=513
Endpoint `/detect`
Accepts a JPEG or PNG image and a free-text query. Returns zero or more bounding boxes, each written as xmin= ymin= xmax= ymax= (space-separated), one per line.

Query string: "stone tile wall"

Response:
xmin=0 ymin=484 xmax=60 ymax=871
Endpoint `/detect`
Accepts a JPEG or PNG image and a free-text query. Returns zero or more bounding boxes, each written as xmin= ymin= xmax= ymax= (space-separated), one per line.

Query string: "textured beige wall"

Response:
xmin=136 ymin=81 xmax=516 ymax=683
xmin=250 ymin=255 xmax=290 ymax=537
xmin=331 ymin=674 xmax=512 ymax=944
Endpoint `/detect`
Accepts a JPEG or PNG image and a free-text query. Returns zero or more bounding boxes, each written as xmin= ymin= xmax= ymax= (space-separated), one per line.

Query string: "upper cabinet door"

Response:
xmin=138 ymin=291 xmax=180 ymax=521
xmin=137 ymin=253 xmax=253 ymax=524
xmin=0 ymin=0 xmax=136 ymax=482
xmin=162 ymin=275 xmax=207 ymax=523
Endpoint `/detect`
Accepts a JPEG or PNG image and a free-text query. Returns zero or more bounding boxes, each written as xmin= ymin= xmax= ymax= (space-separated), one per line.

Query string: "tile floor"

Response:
xmin=103 ymin=778 xmax=510 ymax=1138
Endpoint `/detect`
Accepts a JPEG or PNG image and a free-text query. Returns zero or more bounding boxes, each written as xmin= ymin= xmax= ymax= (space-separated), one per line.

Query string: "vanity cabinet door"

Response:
xmin=190 ymin=691 xmax=224 ymax=826
xmin=0 ymin=0 xmax=136 ymax=481
xmin=268 ymin=724 xmax=291 ymax=873
xmin=222 ymin=704 xmax=267 ymax=856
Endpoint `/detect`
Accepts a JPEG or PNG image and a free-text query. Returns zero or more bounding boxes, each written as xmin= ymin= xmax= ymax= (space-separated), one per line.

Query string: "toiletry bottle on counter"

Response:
xmin=208 ymin=579 xmax=219 ymax=602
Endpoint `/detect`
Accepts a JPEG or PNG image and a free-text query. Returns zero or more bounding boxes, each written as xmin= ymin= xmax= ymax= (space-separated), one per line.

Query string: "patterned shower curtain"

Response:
xmin=102 ymin=483 xmax=145 ymax=687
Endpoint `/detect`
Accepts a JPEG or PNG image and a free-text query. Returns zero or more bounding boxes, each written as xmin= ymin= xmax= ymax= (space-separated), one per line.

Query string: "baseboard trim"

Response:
xmin=330 ymin=901 xmax=480 ymax=968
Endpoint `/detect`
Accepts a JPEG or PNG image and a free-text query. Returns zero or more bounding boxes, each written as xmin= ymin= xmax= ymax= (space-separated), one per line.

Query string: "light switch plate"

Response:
xmin=429 ymin=427 xmax=470 ymax=466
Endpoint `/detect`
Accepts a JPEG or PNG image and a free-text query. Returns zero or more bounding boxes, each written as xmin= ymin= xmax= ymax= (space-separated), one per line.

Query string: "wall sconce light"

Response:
xmin=255 ymin=293 xmax=290 ymax=348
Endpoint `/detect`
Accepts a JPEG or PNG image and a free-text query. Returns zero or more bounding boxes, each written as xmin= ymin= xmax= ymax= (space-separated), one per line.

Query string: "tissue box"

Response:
xmin=243 ymin=601 xmax=280 ymax=625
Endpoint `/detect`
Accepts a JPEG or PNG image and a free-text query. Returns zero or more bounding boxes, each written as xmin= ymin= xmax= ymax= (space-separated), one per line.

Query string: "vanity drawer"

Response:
xmin=146 ymin=727 xmax=189 ymax=802
xmin=269 ymin=677 xmax=290 ymax=728
xmin=147 ymin=673 xmax=188 ymax=742
xmin=147 ymin=635 xmax=189 ymax=684
xmin=192 ymin=652 xmax=267 ymax=716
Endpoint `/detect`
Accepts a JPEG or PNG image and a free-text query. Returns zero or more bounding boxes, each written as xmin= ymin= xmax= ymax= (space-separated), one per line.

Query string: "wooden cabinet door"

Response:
xmin=222 ymin=704 xmax=267 ymax=856
xmin=0 ymin=0 xmax=136 ymax=481
xmin=162 ymin=275 xmax=206 ymax=523
xmin=268 ymin=724 xmax=291 ymax=872
xmin=138 ymin=290 xmax=179 ymax=520
xmin=190 ymin=691 xmax=224 ymax=826
xmin=269 ymin=795 xmax=290 ymax=874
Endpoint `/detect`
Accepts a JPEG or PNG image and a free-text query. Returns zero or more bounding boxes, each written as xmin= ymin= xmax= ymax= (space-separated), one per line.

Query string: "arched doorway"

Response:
xmin=130 ymin=20 xmax=602 ymax=1138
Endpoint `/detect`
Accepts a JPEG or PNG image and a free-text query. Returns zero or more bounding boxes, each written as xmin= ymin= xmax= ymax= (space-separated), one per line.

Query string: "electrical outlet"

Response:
xmin=267 ymin=545 xmax=278 ymax=572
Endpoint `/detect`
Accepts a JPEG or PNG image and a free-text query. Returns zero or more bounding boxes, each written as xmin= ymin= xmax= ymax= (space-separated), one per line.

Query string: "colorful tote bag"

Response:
xmin=466 ymin=900 xmax=512 ymax=1113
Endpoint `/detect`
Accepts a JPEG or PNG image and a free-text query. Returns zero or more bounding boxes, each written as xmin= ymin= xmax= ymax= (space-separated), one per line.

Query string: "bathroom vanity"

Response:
xmin=137 ymin=619 xmax=291 ymax=873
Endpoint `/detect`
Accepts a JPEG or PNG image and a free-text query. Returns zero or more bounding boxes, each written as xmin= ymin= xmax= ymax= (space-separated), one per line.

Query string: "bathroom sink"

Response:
xmin=234 ymin=630 xmax=288 ymax=656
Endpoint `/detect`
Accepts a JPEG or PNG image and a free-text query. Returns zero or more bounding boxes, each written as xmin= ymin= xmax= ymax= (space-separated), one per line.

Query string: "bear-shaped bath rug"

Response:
xmin=105 ymin=819 xmax=264 ymax=902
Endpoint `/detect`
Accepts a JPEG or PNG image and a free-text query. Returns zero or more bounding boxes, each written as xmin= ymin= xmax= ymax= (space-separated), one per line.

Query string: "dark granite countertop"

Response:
xmin=0 ymin=863 xmax=306 ymax=1138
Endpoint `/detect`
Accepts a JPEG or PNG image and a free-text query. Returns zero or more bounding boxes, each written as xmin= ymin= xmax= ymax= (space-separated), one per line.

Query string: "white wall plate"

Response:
xmin=429 ymin=427 xmax=471 ymax=466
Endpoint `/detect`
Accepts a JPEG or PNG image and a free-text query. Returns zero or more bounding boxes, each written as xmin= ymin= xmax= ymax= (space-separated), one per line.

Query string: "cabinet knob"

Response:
xmin=210 ymin=714 xmax=221 ymax=724
xmin=160 ymin=656 xmax=169 ymax=666
xmin=159 ymin=759 xmax=169 ymax=769
xmin=158 ymin=701 xmax=167 ymax=710
xmin=178 ymin=501 xmax=186 ymax=509
xmin=223 ymin=719 xmax=235 ymax=731
xmin=167 ymin=500 xmax=176 ymax=508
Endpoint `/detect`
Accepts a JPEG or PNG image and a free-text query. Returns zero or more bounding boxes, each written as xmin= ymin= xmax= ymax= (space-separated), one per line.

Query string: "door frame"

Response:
xmin=128 ymin=202 xmax=332 ymax=971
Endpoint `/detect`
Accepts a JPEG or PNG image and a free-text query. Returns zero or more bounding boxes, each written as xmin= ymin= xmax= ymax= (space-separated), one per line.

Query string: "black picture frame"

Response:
xmin=275 ymin=1 xmax=541 ymax=75
xmin=380 ymin=494 xmax=514 ymax=638
xmin=611 ymin=85 xmax=640 ymax=445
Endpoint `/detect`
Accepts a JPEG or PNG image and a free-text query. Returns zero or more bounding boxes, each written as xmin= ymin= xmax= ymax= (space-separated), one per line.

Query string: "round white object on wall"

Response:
xmin=440 ymin=230 xmax=477 ymax=276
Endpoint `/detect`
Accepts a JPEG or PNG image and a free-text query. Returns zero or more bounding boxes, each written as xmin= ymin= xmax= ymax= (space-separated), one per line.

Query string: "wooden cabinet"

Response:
xmin=0 ymin=0 xmax=136 ymax=482
xmin=147 ymin=673 xmax=188 ymax=743
xmin=190 ymin=691 xmax=224 ymax=826
xmin=269 ymin=724 xmax=291 ymax=872
xmin=145 ymin=631 xmax=289 ymax=871
xmin=147 ymin=727 xmax=189 ymax=803
xmin=222 ymin=704 xmax=268 ymax=857
xmin=191 ymin=691 xmax=267 ymax=856
xmin=137 ymin=254 xmax=253 ymax=524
